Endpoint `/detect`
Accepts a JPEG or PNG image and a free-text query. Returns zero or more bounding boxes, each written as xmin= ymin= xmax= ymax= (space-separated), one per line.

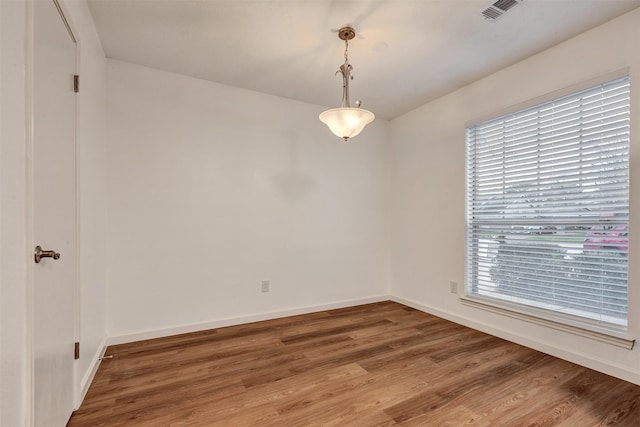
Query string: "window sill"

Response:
xmin=460 ymin=294 xmax=635 ymax=350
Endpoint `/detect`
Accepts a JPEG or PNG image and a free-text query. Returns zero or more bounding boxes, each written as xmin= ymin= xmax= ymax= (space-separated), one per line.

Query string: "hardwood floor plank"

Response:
xmin=241 ymin=363 xmax=370 ymax=409
xmin=463 ymin=357 xmax=583 ymax=424
xmin=396 ymin=404 xmax=489 ymax=427
xmin=383 ymin=348 xmax=547 ymax=423
xmin=69 ymin=301 xmax=640 ymax=426
xmin=299 ymin=326 xmax=425 ymax=361
xmin=280 ymin=319 xmax=394 ymax=345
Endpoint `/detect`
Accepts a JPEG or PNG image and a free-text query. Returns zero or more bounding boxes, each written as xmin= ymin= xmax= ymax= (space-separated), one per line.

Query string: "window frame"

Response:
xmin=463 ymin=70 xmax=634 ymax=349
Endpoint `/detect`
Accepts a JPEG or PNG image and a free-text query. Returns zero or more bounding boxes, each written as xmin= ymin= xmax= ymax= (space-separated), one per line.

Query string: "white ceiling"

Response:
xmin=87 ymin=0 xmax=640 ymax=120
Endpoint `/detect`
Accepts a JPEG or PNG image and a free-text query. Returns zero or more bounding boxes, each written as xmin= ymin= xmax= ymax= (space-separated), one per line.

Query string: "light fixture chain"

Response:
xmin=344 ymin=39 xmax=349 ymax=66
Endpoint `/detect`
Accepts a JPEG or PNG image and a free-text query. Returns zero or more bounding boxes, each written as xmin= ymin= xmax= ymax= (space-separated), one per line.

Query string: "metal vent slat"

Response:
xmin=482 ymin=7 xmax=503 ymax=20
xmin=494 ymin=0 xmax=520 ymax=11
xmin=482 ymin=0 xmax=523 ymax=21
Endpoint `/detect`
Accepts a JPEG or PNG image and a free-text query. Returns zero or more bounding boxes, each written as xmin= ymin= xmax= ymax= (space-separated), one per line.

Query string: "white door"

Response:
xmin=32 ymin=0 xmax=77 ymax=425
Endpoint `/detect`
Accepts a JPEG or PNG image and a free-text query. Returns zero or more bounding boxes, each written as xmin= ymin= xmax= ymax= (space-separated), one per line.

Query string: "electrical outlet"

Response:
xmin=261 ymin=280 xmax=270 ymax=293
xmin=449 ymin=281 xmax=458 ymax=294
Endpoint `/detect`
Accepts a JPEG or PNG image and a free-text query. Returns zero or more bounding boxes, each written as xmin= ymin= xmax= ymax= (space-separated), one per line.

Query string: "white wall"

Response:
xmin=0 ymin=1 xmax=30 ymax=425
xmin=106 ymin=60 xmax=390 ymax=340
xmin=60 ymin=0 xmax=109 ymax=401
xmin=389 ymin=8 xmax=640 ymax=385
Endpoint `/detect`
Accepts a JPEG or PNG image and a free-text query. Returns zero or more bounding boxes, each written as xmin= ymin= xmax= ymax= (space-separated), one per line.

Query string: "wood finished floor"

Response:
xmin=68 ymin=301 xmax=640 ymax=426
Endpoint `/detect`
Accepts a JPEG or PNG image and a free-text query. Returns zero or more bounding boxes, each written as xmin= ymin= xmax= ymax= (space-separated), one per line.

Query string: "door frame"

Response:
xmin=26 ymin=0 xmax=81 ymax=422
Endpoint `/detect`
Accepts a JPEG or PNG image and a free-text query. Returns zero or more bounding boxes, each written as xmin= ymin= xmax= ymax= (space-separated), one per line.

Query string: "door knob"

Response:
xmin=34 ymin=245 xmax=61 ymax=263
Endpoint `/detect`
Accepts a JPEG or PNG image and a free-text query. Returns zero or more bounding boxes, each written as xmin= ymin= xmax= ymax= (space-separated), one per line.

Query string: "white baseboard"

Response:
xmin=106 ymin=295 xmax=391 ymax=346
xmin=391 ymin=295 xmax=640 ymax=386
xmin=77 ymin=337 xmax=108 ymax=409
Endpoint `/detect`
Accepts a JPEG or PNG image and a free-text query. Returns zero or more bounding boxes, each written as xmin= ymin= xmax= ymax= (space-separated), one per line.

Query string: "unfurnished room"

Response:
xmin=1 ymin=0 xmax=640 ymax=426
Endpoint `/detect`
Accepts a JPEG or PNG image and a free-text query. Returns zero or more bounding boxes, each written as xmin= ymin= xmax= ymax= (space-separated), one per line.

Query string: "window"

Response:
xmin=465 ymin=76 xmax=630 ymax=337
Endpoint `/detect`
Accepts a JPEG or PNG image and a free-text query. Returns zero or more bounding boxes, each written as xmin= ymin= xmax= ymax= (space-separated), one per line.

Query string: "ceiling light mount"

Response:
xmin=319 ymin=26 xmax=374 ymax=142
xmin=338 ymin=26 xmax=355 ymax=41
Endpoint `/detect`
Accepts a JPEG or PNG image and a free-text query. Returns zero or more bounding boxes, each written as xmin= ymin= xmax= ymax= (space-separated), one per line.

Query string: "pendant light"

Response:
xmin=319 ymin=27 xmax=375 ymax=141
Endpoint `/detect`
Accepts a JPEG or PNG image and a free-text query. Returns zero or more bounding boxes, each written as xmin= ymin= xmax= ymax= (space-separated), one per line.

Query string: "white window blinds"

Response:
xmin=465 ymin=76 xmax=630 ymax=333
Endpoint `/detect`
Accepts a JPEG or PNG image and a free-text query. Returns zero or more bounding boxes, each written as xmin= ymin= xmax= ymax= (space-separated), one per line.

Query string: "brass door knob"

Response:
xmin=34 ymin=245 xmax=61 ymax=263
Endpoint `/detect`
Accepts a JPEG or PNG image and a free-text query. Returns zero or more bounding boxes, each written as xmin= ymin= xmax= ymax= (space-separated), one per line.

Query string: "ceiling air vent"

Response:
xmin=482 ymin=0 xmax=523 ymax=21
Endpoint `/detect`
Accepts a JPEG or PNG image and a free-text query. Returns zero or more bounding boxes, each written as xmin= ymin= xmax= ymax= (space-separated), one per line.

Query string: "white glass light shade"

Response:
xmin=319 ymin=107 xmax=375 ymax=141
